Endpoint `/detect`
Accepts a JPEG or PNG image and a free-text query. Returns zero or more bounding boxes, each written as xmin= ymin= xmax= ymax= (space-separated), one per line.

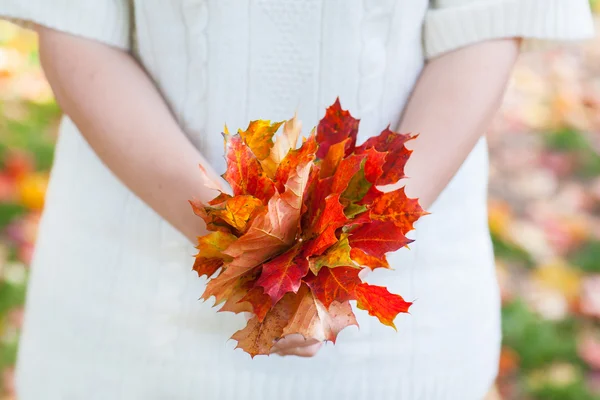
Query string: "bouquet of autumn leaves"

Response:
xmin=190 ymin=99 xmax=426 ymax=357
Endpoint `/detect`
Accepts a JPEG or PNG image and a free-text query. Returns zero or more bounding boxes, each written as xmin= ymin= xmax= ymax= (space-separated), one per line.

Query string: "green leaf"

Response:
xmin=344 ymin=203 xmax=367 ymax=219
xmin=341 ymin=159 xmax=371 ymax=203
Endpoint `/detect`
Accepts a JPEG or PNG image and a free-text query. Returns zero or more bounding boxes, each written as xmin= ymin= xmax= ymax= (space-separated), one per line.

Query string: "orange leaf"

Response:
xmin=355 ymin=283 xmax=412 ymax=329
xmin=274 ymin=134 xmax=317 ymax=194
xmin=193 ymin=232 xmax=237 ymax=278
xmin=231 ymin=291 xmax=302 ymax=357
xmin=264 ymin=114 xmax=302 ymax=177
xmin=330 ymin=154 xmax=365 ymax=194
xmin=192 ymin=258 xmax=223 ymax=280
xmin=282 ymin=285 xmax=358 ymax=343
xmin=238 ymin=119 xmax=284 ymax=160
xmin=223 ymin=135 xmax=275 ymax=204
xmin=218 ymin=274 xmax=257 ymax=315
xmin=369 ymin=187 xmax=428 ymax=234
xmin=204 ymin=195 xmax=264 ymax=233
xmin=301 ymin=225 xmax=339 ymax=258
xmin=316 ymin=98 xmax=359 ymax=159
xmin=311 ymin=194 xmax=347 ymax=239
xmin=350 ymin=248 xmax=390 ymax=270
xmin=348 ymin=221 xmax=413 ymax=259
xmin=203 ymin=268 xmax=258 ymax=307
xmin=208 ymin=192 xmax=233 ymax=206
xmin=255 ymin=246 xmax=309 ymax=304
xmin=320 ymin=138 xmax=349 ymax=178
xmin=239 ymin=287 xmax=273 ymax=322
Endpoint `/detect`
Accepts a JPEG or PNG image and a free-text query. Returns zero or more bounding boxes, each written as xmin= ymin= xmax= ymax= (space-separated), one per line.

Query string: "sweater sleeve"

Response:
xmin=424 ymin=0 xmax=595 ymax=59
xmin=0 ymin=0 xmax=131 ymax=50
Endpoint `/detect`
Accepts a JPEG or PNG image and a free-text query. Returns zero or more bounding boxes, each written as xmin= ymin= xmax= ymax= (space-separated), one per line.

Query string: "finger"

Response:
xmin=274 ymin=342 xmax=322 ymax=357
xmin=271 ymin=334 xmax=319 ymax=351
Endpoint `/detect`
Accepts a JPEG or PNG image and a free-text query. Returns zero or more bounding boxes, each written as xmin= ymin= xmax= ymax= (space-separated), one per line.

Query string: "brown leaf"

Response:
xmin=282 ymin=285 xmax=358 ymax=343
xmin=231 ymin=291 xmax=302 ymax=357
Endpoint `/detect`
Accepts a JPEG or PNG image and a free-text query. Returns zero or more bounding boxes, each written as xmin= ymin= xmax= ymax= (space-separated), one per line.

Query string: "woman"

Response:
xmin=1 ymin=1 xmax=594 ymax=399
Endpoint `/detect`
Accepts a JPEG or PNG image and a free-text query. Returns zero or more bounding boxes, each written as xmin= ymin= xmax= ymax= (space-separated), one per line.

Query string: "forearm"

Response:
xmin=37 ymin=27 xmax=220 ymax=242
xmin=398 ymin=39 xmax=520 ymax=209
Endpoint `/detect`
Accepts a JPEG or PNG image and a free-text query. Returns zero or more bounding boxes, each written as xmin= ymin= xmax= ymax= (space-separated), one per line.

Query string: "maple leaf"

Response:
xmin=348 ymin=220 xmax=413 ymax=259
xmin=238 ymin=120 xmax=284 ymax=160
xmin=219 ymin=162 xmax=312 ymax=283
xmin=301 ymin=225 xmax=339 ymax=259
xmin=355 ymin=283 xmax=412 ymax=329
xmin=231 ymin=291 xmax=302 ymax=358
xmin=330 ymin=154 xmax=365 ymax=195
xmin=263 ymin=114 xmax=302 ymax=177
xmin=301 ymin=193 xmax=347 ymax=258
xmin=218 ymin=272 xmax=258 ymax=315
xmin=305 ymin=267 xmax=362 ymax=309
xmin=273 ymin=133 xmax=317 ymax=194
xmin=222 ymin=135 xmax=275 ymax=204
xmin=316 ymin=98 xmax=360 ymax=159
xmin=255 ymin=245 xmax=309 ymax=305
xmin=362 ymin=147 xmax=387 ymax=184
xmin=356 ymin=127 xmax=417 ymax=185
xmin=368 ymin=187 xmax=428 ymax=234
xmin=340 ymin=159 xmax=371 ymax=204
xmin=193 ymin=231 xmax=237 ymax=278
xmin=208 ymin=192 xmax=233 ymax=206
xmin=202 ymin=195 xmax=263 ymax=233
xmin=350 ymin=248 xmax=390 ymax=270
xmin=202 ymin=267 xmax=258 ymax=307
xmin=281 ymin=285 xmax=358 ymax=343
xmin=308 ymin=233 xmax=358 ymax=274
xmin=190 ymin=199 xmax=223 ymax=232
xmin=320 ymin=138 xmax=349 ymax=178
xmin=239 ymin=287 xmax=273 ymax=322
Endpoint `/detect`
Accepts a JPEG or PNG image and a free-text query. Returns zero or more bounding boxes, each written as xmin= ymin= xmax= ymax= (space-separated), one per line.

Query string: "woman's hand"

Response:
xmin=271 ymin=334 xmax=322 ymax=357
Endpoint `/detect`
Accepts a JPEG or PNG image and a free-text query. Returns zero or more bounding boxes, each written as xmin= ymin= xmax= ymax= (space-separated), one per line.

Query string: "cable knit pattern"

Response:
xmin=357 ymin=0 xmax=395 ymax=123
xmin=0 ymin=1 xmax=594 ymax=399
xmin=180 ymin=0 xmax=209 ymax=151
xmin=426 ymin=0 xmax=595 ymax=58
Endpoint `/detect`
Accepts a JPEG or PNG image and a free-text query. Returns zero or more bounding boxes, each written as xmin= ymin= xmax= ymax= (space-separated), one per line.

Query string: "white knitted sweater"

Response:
xmin=1 ymin=1 xmax=594 ymax=399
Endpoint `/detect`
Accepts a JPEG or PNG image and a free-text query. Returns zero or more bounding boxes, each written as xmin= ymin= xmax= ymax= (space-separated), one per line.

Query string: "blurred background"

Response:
xmin=1 ymin=6 xmax=600 ymax=399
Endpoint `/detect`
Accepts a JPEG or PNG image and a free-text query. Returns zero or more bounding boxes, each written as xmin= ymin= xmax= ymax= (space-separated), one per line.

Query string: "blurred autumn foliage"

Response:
xmin=1 ymin=9 xmax=600 ymax=400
